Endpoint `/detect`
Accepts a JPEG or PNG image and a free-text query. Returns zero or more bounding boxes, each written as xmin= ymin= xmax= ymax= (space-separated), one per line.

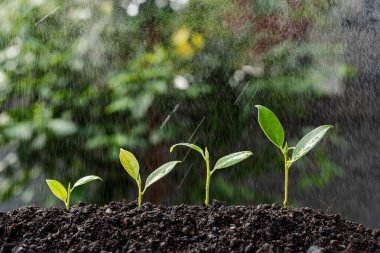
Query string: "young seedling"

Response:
xmin=119 ymin=148 xmax=181 ymax=207
xmin=255 ymin=105 xmax=333 ymax=208
xmin=46 ymin=175 xmax=102 ymax=209
xmin=170 ymin=143 xmax=253 ymax=205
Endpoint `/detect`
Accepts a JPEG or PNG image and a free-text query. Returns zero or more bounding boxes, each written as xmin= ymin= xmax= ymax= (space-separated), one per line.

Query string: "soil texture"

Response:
xmin=0 ymin=201 xmax=379 ymax=252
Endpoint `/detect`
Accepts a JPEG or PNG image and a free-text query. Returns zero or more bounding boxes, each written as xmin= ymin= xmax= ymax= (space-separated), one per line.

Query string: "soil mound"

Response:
xmin=0 ymin=201 xmax=379 ymax=252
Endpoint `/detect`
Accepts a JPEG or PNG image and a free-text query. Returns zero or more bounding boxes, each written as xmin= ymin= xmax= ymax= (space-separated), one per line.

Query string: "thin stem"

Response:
xmin=282 ymin=146 xmax=292 ymax=208
xmin=66 ymin=183 xmax=71 ymax=210
xmin=137 ymin=177 xmax=142 ymax=207
xmin=283 ymin=156 xmax=289 ymax=208
xmin=205 ymin=157 xmax=210 ymax=206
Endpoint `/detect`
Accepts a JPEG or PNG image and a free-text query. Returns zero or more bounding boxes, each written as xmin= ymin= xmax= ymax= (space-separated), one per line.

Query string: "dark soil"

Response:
xmin=0 ymin=201 xmax=379 ymax=253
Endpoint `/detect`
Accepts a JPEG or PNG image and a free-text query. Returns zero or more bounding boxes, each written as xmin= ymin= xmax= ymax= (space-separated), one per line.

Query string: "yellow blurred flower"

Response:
xmin=191 ymin=33 xmax=204 ymax=49
xmin=172 ymin=27 xmax=190 ymax=46
xmin=176 ymin=42 xmax=194 ymax=57
xmin=172 ymin=27 xmax=204 ymax=57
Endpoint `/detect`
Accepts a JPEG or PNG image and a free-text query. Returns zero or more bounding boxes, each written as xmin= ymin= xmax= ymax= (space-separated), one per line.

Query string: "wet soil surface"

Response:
xmin=0 ymin=201 xmax=379 ymax=252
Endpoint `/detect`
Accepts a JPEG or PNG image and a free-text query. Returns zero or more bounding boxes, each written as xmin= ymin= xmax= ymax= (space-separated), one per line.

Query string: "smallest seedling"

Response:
xmin=46 ymin=175 xmax=102 ymax=209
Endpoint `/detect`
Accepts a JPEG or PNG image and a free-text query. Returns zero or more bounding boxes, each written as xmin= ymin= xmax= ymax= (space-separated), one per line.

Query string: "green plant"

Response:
xmin=255 ymin=105 xmax=333 ymax=208
xmin=170 ymin=143 xmax=253 ymax=205
xmin=119 ymin=148 xmax=181 ymax=206
xmin=46 ymin=175 xmax=102 ymax=209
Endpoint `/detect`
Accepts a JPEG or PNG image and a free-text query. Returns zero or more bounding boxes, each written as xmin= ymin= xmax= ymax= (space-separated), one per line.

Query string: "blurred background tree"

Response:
xmin=0 ymin=0 xmax=349 ymax=208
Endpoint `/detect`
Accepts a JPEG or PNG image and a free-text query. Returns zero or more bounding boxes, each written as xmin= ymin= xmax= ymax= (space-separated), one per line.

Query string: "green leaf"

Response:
xmin=47 ymin=119 xmax=77 ymax=136
xmin=291 ymin=125 xmax=333 ymax=162
xmin=4 ymin=123 xmax=34 ymax=140
xmin=255 ymin=105 xmax=285 ymax=149
xmin=72 ymin=175 xmax=102 ymax=191
xmin=119 ymin=148 xmax=140 ymax=180
xmin=144 ymin=161 xmax=181 ymax=192
xmin=170 ymin=143 xmax=204 ymax=156
xmin=214 ymin=151 xmax=253 ymax=171
xmin=46 ymin=179 xmax=67 ymax=202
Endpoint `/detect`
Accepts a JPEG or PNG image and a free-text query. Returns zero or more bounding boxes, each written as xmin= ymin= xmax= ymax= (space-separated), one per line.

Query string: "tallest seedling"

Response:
xmin=255 ymin=105 xmax=333 ymax=208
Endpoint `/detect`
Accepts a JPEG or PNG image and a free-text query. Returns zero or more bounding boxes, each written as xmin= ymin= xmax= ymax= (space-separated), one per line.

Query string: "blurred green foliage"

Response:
xmin=0 ymin=0 xmax=348 ymax=206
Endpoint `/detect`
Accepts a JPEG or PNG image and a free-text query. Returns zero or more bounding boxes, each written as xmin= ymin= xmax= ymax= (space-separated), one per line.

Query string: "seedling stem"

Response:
xmin=137 ymin=177 xmax=143 ymax=207
xmin=204 ymin=148 xmax=211 ymax=206
xmin=282 ymin=144 xmax=292 ymax=208
xmin=66 ymin=183 xmax=71 ymax=210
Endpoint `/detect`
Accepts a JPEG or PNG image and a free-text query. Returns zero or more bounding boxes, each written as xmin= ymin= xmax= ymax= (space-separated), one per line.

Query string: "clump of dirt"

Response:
xmin=0 ymin=201 xmax=379 ymax=252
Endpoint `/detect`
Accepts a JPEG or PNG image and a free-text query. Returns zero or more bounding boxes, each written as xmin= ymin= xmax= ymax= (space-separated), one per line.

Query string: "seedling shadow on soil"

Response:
xmin=0 ymin=201 xmax=379 ymax=252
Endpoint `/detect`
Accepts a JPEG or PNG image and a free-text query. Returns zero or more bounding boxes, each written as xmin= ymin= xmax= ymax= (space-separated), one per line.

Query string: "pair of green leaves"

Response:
xmin=119 ymin=149 xmax=181 ymax=195
xmin=256 ymin=105 xmax=333 ymax=208
xmin=46 ymin=175 xmax=102 ymax=209
xmin=256 ymin=105 xmax=332 ymax=163
xmin=170 ymin=143 xmax=253 ymax=205
xmin=170 ymin=143 xmax=253 ymax=174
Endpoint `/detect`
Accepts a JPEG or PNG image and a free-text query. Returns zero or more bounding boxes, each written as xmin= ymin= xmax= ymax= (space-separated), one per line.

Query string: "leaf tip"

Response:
xmin=119 ymin=148 xmax=125 ymax=158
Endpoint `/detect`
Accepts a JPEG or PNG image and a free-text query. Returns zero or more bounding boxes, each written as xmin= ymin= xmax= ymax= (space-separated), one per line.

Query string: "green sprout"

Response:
xmin=255 ymin=105 xmax=333 ymax=208
xmin=46 ymin=175 xmax=102 ymax=209
xmin=170 ymin=143 xmax=253 ymax=206
xmin=119 ymin=148 xmax=181 ymax=207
